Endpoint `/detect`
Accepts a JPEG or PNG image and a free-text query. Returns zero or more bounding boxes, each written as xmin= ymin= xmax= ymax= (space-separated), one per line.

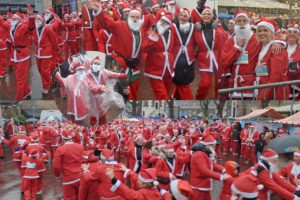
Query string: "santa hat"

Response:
xmin=234 ymin=8 xmax=249 ymax=21
xmin=12 ymin=12 xmax=23 ymax=20
xmin=70 ymin=62 xmax=86 ymax=72
xmin=225 ymin=161 xmax=240 ymax=177
xmin=250 ymin=124 xmax=255 ymax=128
xmin=170 ymin=180 xmax=193 ymax=200
xmin=29 ymin=149 xmax=39 ymax=157
xmin=134 ymin=134 xmax=143 ymax=142
xmin=257 ymin=18 xmax=278 ymax=33
xmin=201 ymin=7 xmax=213 ymax=16
xmin=287 ymin=24 xmax=300 ymax=33
xmin=160 ymin=12 xmax=173 ymax=24
xmin=30 ymin=132 xmax=40 ymax=142
xmin=179 ymin=8 xmax=190 ymax=18
xmin=82 ymin=151 xmax=99 ymax=163
xmin=231 ymin=175 xmax=263 ymax=198
xmin=260 ymin=149 xmax=278 ymax=161
xmin=152 ymin=0 xmax=160 ymax=9
xmin=294 ymin=150 xmax=300 ymax=157
xmin=129 ymin=9 xmax=142 ymax=16
xmin=46 ymin=7 xmax=54 ymax=14
xmin=101 ymin=149 xmax=115 ymax=161
xmin=61 ymin=130 xmax=73 ymax=140
xmin=165 ymin=0 xmax=175 ymax=5
xmin=122 ymin=3 xmax=131 ymax=12
xmin=18 ymin=125 xmax=27 ymax=134
xmin=138 ymin=168 xmax=158 ymax=186
xmin=202 ymin=135 xmax=216 ymax=145
xmin=164 ymin=144 xmax=175 ymax=153
xmin=35 ymin=14 xmax=45 ymax=22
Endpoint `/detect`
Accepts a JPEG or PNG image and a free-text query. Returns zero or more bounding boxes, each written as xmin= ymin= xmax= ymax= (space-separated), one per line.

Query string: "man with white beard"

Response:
xmin=279 ymin=150 xmax=300 ymax=186
xmin=172 ymin=8 xmax=195 ymax=100
xmin=87 ymin=0 xmax=144 ymax=100
xmin=221 ymin=9 xmax=282 ymax=99
xmin=143 ymin=12 xmax=175 ymax=100
xmin=250 ymin=148 xmax=299 ymax=200
xmin=156 ymin=0 xmax=179 ymax=21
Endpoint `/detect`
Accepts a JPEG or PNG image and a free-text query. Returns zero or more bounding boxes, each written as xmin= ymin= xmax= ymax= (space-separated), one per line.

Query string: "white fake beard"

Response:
xmin=44 ymin=13 xmax=52 ymax=21
xmin=234 ymin=23 xmax=252 ymax=42
xmin=128 ymin=18 xmax=143 ymax=32
xmin=35 ymin=21 xmax=43 ymax=29
xmin=269 ymin=162 xmax=280 ymax=173
xmin=76 ymin=70 xmax=86 ymax=81
xmin=179 ymin=22 xmax=191 ymax=33
xmin=156 ymin=22 xmax=169 ymax=35
xmin=167 ymin=5 xmax=175 ymax=15
xmin=91 ymin=64 xmax=104 ymax=72
xmin=291 ymin=163 xmax=300 ymax=178
xmin=208 ymin=146 xmax=216 ymax=159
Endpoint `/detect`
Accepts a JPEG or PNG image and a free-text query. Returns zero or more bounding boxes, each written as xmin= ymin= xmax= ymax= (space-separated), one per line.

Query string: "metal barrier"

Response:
xmin=218 ymin=80 xmax=300 ymax=100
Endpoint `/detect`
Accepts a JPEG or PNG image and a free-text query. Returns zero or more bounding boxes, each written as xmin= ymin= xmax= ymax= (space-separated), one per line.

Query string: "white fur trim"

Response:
xmin=62 ymin=178 xmax=80 ymax=185
xmin=161 ymin=16 xmax=172 ymax=24
xmin=111 ymin=180 xmax=121 ymax=192
xmin=257 ymin=21 xmax=275 ymax=33
xmin=152 ymin=4 xmax=160 ymax=8
xmin=170 ymin=180 xmax=188 ymax=200
xmin=93 ymin=6 xmax=102 ymax=17
xmin=165 ymin=0 xmax=175 ymax=5
xmin=122 ymin=8 xmax=131 ymax=12
xmin=123 ymin=169 xmax=130 ymax=179
xmin=138 ymin=174 xmax=154 ymax=183
xmin=260 ymin=154 xmax=278 ymax=161
xmin=164 ymin=148 xmax=175 ymax=153
xmin=148 ymin=34 xmax=159 ymax=42
xmin=201 ymin=140 xmax=216 ymax=145
xmin=235 ymin=13 xmax=249 ymax=21
xmin=231 ymin=184 xmax=258 ymax=198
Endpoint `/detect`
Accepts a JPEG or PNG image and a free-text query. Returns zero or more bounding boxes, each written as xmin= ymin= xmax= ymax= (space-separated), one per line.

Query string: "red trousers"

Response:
xmin=149 ymin=72 xmax=173 ymax=100
xmin=37 ymin=172 xmax=44 ymax=192
xmin=84 ymin=29 xmax=97 ymax=51
xmin=36 ymin=58 xmax=52 ymax=91
xmin=0 ymin=49 xmax=7 ymax=75
xmin=63 ymin=181 xmax=80 ymax=200
xmin=173 ymin=84 xmax=194 ymax=100
xmin=15 ymin=59 xmax=31 ymax=100
xmin=192 ymin=190 xmax=211 ymax=200
xmin=246 ymin=145 xmax=257 ymax=163
xmin=231 ymin=140 xmax=238 ymax=154
xmin=64 ymin=41 xmax=77 ymax=60
xmin=196 ymin=72 xmax=217 ymax=100
xmin=0 ymin=143 xmax=3 ymax=157
xmin=76 ymin=38 xmax=81 ymax=54
xmin=128 ymin=79 xmax=141 ymax=100
xmin=221 ymin=139 xmax=230 ymax=153
xmin=240 ymin=143 xmax=247 ymax=158
xmin=22 ymin=178 xmax=37 ymax=200
xmin=215 ymin=144 xmax=222 ymax=159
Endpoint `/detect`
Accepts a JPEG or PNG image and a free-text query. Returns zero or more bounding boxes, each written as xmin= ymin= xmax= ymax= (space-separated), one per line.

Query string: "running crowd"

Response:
xmin=0 ymin=117 xmax=300 ymax=200
xmin=1 ymin=0 xmax=300 ymax=101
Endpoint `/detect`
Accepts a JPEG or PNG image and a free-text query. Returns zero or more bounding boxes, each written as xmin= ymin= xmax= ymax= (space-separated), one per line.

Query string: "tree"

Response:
xmin=213 ymin=100 xmax=226 ymax=117
xmin=127 ymin=101 xmax=142 ymax=117
xmin=166 ymin=100 xmax=174 ymax=119
xmin=200 ymin=100 xmax=210 ymax=117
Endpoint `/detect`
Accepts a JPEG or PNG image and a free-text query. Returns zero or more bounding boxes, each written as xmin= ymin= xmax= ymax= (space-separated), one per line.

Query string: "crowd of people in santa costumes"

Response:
xmin=1 ymin=116 xmax=300 ymax=199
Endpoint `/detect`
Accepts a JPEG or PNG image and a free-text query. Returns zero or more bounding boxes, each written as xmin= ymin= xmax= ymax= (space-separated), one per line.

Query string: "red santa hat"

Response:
xmin=61 ymin=130 xmax=73 ymax=140
xmin=122 ymin=3 xmax=131 ymax=12
xmin=101 ymin=149 xmax=115 ymax=161
xmin=70 ymin=62 xmax=86 ymax=72
xmin=260 ymin=149 xmax=278 ymax=161
xmin=12 ymin=12 xmax=23 ymax=20
xmin=287 ymin=24 xmax=300 ymax=33
xmin=231 ymin=175 xmax=263 ymax=198
xmin=46 ymin=7 xmax=55 ymax=14
xmin=234 ymin=8 xmax=249 ymax=21
xmin=225 ymin=161 xmax=240 ymax=177
xmin=129 ymin=9 xmax=142 ymax=16
xmin=18 ymin=125 xmax=27 ymax=134
xmin=30 ymin=132 xmax=40 ymax=142
xmin=294 ymin=150 xmax=300 ymax=157
xmin=202 ymin=135 xmax=216 ymax=145
xmin=164 ymin=144 xmax=175 ymax=153
xmin=29 ymin=149 xmax=39 ymax=157
xmin=138 ymin=168 xmax=158 ymax=185
xmin=257 ymin=18 xmax=278 ymax=33
xmin=201 ymin=7 xmax=213 ymax=16
xmin=170 ymin=180 xmax=193 ymax=200
xmin=179 ymin=8 xmax=190 ymax=18
xmin=165 ymin=0 xmax=175 ymax=5
xmin=160 ymin=12 xmax=173 ymax=24
xmin=82 ymin=151 xmax=98 ymax=162
xmin=152 ymin=0 xmax=160 ymax=9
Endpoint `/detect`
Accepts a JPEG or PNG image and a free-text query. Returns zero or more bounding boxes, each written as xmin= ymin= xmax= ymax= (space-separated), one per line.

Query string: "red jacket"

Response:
xmin=143 ymin=26 xmax=175 ymax=79
xmin=21 ymin=155 xmax=44 ymax=179
xmin=33 ymin=25 xmax=60 ymax=59
xmin=98 ymin=29 xmax=113 ymax=55
xmin=0 ymin=24 xmax=9 ymax=51
xmin=63 ymin=21 xmax=76 ymax=41
xmin=190 ymin=151 xmax=224 ymax=190
xmin=82 ymin=4 xmax=93 ymax=29
xmin=191 ymin=8 xmax=202 ymax=24
xmin=48 ymin=17 xmax=64 ymax=46
xmin=52 ymin=141 xmax=84 ymax=184
xmin=278 ymin=162 xmax=299 ymax=186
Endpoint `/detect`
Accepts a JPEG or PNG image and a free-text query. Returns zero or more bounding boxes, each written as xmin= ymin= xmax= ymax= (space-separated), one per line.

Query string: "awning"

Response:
xmin=272 ymin=112 xmax=300 ymax=126
xmin=236 ymin=107 xmax=285 ymax=120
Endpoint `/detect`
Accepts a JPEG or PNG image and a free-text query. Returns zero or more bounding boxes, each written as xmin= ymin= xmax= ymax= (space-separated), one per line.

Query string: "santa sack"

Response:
xmin=102 ymin=79 xmax=126 ymax=111
xmin=173 ymin=60 xmax=195 ymax=85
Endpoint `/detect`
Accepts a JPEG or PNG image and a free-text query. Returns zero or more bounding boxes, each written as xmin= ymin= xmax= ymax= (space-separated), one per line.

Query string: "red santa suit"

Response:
xmin=143 ymin=20 xmax=175 ymax=100
xmin=172 ymin=21 xmax=195 ymax=100
xmin=5 ymin=121 xmax=17 ymax=137
xmin=94 ymin=9 xmax=142 ymax=100
xmin=245 ymin=127 xmax=260 ymax=163
xmin=286 ymin=43 xmax=300 ymax=99
xmin=98 ymin=29 xmax=113 ymax=55
xmin=190 ymin=150 xmax=225 ymax=200
xmin=239 ymin=127 xmax=248 ymax=159
xmin=194 ymin=21 xmax=224 ymax=99
xmin=221 ymin=126 xmax=232 ymax=154
xmin=0 ymin=14 xmax=34 ymax=100
xmin=82 ymin=4 xmax=97 ymax=51
xmin=32 ymin=17 xmax=60 ymax=92
xmin=52 ymin=134 xmax=84 ymax=200
xmin=63 ymin=17 xmax=77 ymax=60
xmin=0 ymin=24 xmax=8 ymax=77
xmin=74 ymin=17 xmax=82 ymax=54
xmin=191 ymin=8 xmax=203 ymax=24
xmin=278 ymin=152 xmax=300 ymax=186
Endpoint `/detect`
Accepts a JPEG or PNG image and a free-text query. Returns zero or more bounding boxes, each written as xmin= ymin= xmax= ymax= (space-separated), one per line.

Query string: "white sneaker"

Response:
xmin=42 ymin=89 xmax=49 ymax=94
xmin=23 ymin=91 xmax=32 ymax=99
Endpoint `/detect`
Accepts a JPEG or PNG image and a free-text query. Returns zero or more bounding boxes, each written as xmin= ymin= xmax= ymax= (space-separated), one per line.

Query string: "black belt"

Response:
xmin=12 ymin=46 xmax=26 ymax=49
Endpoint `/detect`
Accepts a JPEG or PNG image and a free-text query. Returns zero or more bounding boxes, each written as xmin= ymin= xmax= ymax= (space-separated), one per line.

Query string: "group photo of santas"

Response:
xmin=0 ymin=100 xmax=300 ymax=199
xmin=0 ymin=0 xmax=298 ymax=101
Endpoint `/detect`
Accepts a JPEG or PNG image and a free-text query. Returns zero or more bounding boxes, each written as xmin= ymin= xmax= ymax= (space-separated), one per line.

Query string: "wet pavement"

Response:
xmin=0 ymin=146 xmax=251 ymax=200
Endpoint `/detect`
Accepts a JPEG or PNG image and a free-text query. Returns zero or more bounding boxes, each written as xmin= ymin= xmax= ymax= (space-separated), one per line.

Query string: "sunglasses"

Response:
xmin=288 ymin=30 xmax=299 ymax=33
